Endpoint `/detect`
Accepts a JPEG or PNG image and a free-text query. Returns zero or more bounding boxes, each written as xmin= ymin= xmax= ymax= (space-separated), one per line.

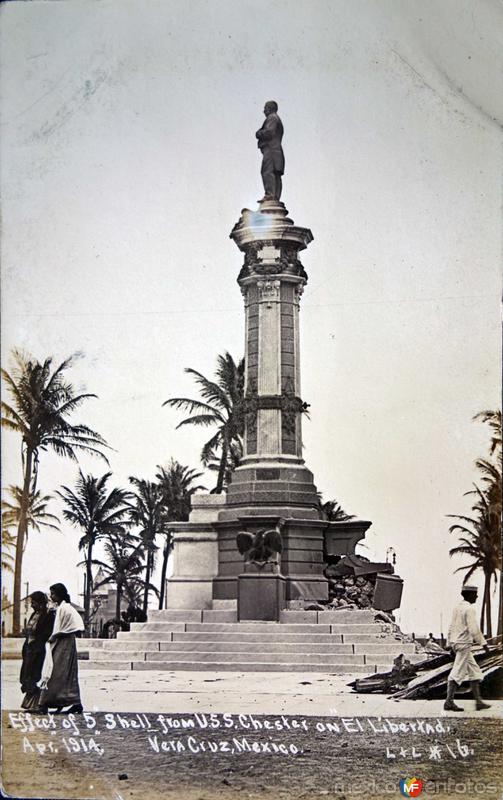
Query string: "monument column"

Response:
xmin=221 ymin=199 xmax=320 ymax=519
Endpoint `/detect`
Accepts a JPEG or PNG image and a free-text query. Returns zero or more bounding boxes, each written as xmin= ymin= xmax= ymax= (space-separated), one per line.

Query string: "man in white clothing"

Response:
xmin=444 ymin=585 xmax=491 ymax=711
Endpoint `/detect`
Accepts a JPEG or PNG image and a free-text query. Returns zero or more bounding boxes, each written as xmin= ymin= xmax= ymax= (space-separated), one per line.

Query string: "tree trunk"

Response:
xmin=498 ymin=525 xmax=502 ymax=636
xmin=84 ymin=535 xmax=94 ymax=634
xmin=484 ymin=572 xmax=492 ymax=638
xmin=143 ymin=550 xmax=152 ymax=613
xmin=498 ymin=571 xmax=502 ymax=637
xmin=13 ymin=447 xmax=33 ymax=635
xmin=115 ymin=580 xmax=123 ymax=622
xmin=215 ymin=436 xmax=228 ymax=493
xmin=159 ymin=536 xmax=171 ymax=609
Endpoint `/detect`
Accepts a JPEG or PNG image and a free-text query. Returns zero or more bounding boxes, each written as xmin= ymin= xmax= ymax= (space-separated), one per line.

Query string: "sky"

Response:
xmin=1 ymin=0 xmax=502 ymax=634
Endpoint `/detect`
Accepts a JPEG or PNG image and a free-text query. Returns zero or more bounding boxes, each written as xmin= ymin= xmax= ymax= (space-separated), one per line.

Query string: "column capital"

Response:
xmin=231 ymin=201 xmax=312 ymax=284
xmin=257 ymin=279 xmax=281 ymax=305
xmin=230 ymin=200 xmax=313 ymax=251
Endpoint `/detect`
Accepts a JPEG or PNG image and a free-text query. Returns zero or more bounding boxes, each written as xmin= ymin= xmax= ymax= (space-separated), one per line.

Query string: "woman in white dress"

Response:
xmin=38 ymin=583 xmax=84 ymax=714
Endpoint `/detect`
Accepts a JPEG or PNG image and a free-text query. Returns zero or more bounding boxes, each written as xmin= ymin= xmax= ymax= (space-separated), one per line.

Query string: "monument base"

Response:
xmin=166 ymin=577 xmax=215 ymax=610
xmin=165 ymin=497 xmax=372 ymax=609
xmin=213 ymin=572 xmax=329 ymax=602
xmin=238 ymin=562 xmax=286 ymax=621
xmin=212 ymin=515 xmax=330 ymax=602
xmin=165 ymin=494 xmax=226 ymax=609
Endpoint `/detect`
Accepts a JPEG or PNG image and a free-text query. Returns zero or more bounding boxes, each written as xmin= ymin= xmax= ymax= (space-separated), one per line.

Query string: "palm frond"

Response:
xmin=183 ymin=368 xmax=231 ymax=411
xmin=176 ymin=413 xmax=222 ymax=430
xmin=163 ymin=353 xmax=244 ymax=492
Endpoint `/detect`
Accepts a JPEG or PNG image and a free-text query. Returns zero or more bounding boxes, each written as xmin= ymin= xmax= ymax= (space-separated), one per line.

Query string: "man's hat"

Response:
xmin=462 ymin=584 xmax=478 ymax=592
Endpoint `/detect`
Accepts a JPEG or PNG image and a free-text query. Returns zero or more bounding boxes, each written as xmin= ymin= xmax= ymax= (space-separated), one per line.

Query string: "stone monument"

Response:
xmin=256 ymin=100 xmax=284 ymax=201
xmin=166 ymin=103 xmax=371 ymax=610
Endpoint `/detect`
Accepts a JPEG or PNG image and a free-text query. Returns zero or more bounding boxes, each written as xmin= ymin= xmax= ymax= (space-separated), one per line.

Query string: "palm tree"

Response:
xmin=474 ymin=410 xmax=502 ymax=457
xmin=2 ymin=529 xmax=16 ymax=574
xmin=2 ymin=486 xmax=60 ymax=547
xmin=128 ymin=477 xmax=168 ymax=613
xmin=474 ymin=411 xmax=502 ymax=524
xmin=2 ymin=484 xmax=60 ymax=580
xmin=448 ymin=486 xmax=500 ymax=637
xmin=319 ymin=498 xmax=355 ymax=522
xmin=448 ymin=410 xmax=502 ymax=637
xmin=57 ymin=471 xmax=132 ymax=631
xmin=90 ymin=531 xmax=147 ymax=622
xmin=155 ymin=460 xmax=205 ymax=609
xmin=1 ymin=349 xmax=109 ymax=634
xmin=473 ymin=410 xmax=502 ymax=635
xmin=205 ymin=439 xmax=243 ymax=492
xmin=163 ymin=352 xmax=244 ymax=493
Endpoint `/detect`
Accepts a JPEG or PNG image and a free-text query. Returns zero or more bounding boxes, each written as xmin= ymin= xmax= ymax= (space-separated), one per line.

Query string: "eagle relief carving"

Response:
xmin=236 ymin=528 xmax=283 ymax=565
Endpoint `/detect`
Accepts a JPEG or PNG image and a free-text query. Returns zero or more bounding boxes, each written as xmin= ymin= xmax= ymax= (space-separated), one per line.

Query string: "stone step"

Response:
xmin=93 ymin=650 xmax=150 ymax=661
xmin=129 ymin=622 xmax=389 ymax=635
xmin=144 ymin=651 xmax=400 ymax=666
xmin=163 ymin=637 xmax=404 ymax=655
xmin=127 ymin=622 xmax=310 ymax=633
xmin=345 ymin=633 xmax=401 ymax=643
xmin=145 ymin=610 xmax=203 ymax=622
xmin=119 ymin=631 xmax=399 ymax=645
xmin=91 ymin=649 xmax=418 ymax=667
xmin=95 ymin=640 xmax=416 ymax=655
xmin=183 ymin=622 xmax=388 ymax=634
xmin=148 ymin=609 xmax=238 ymax=623
xmin=136 ymin=609 xmax=380 ymax=625
xmin=3 ymin=637 xmax=103 ymax=658
xmin=93 ymin=650 xmax=370 ymax=665
xmin=279 ymin=610 xmax=376 ymax=624
xmin=80 ymin=660 xmax=381 ymax=673
xmin=99 ymin=641 xmax=162 ymax=651
xmin=116 ymin=631 xmax=182 ymax=641
xmin=119 ymin=623 xmax=186 ymax=637
xmin=148 ymin=606 xmax=379 ymax=623
xmin=319 ymin=611 xmax=379 ymax=623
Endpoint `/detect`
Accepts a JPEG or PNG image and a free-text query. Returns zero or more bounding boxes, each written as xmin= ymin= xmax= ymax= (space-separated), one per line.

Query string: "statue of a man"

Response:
xmin=256 ymin=101 xmax=284 ymax=201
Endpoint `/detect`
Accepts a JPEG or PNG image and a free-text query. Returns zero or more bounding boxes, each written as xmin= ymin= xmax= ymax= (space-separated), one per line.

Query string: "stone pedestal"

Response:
xmin=165 ymin=494 xmax=225 ymax=609
xmin=238 ymin=562 xmax=286 ymax=621
xmin=212 ymin=515 xmax=329 ymax=601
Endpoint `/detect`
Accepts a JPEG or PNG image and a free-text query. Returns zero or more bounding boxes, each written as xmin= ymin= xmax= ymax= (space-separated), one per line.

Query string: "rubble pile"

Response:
xmin=323 ymin=554 xmax=395 ymax=611
xmin=326 ymin=569 xmax=376 ymax=609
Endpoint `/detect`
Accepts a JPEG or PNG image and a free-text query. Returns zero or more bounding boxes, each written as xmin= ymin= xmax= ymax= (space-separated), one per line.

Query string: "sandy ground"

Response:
xmin=2 ymin=660 xmax=502 ymax=800
xmin=2 ymin=661 xmax=502 ymax=718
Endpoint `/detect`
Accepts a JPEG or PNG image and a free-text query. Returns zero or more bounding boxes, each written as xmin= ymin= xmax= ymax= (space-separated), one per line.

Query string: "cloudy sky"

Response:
xmin=2 ymin=0 xmax=501 ymax=633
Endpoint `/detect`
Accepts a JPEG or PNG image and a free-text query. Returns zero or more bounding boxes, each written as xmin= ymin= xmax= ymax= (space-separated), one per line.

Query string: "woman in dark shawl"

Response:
xmin=20 ymin=591 xmax=55 ymax=710
xmin=38 ymin=583 xmax=84 ymax=714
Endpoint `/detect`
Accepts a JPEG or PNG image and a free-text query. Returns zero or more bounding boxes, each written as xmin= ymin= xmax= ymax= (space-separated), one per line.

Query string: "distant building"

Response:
xmin=2 ymin=588 xmax=13 ymax=637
